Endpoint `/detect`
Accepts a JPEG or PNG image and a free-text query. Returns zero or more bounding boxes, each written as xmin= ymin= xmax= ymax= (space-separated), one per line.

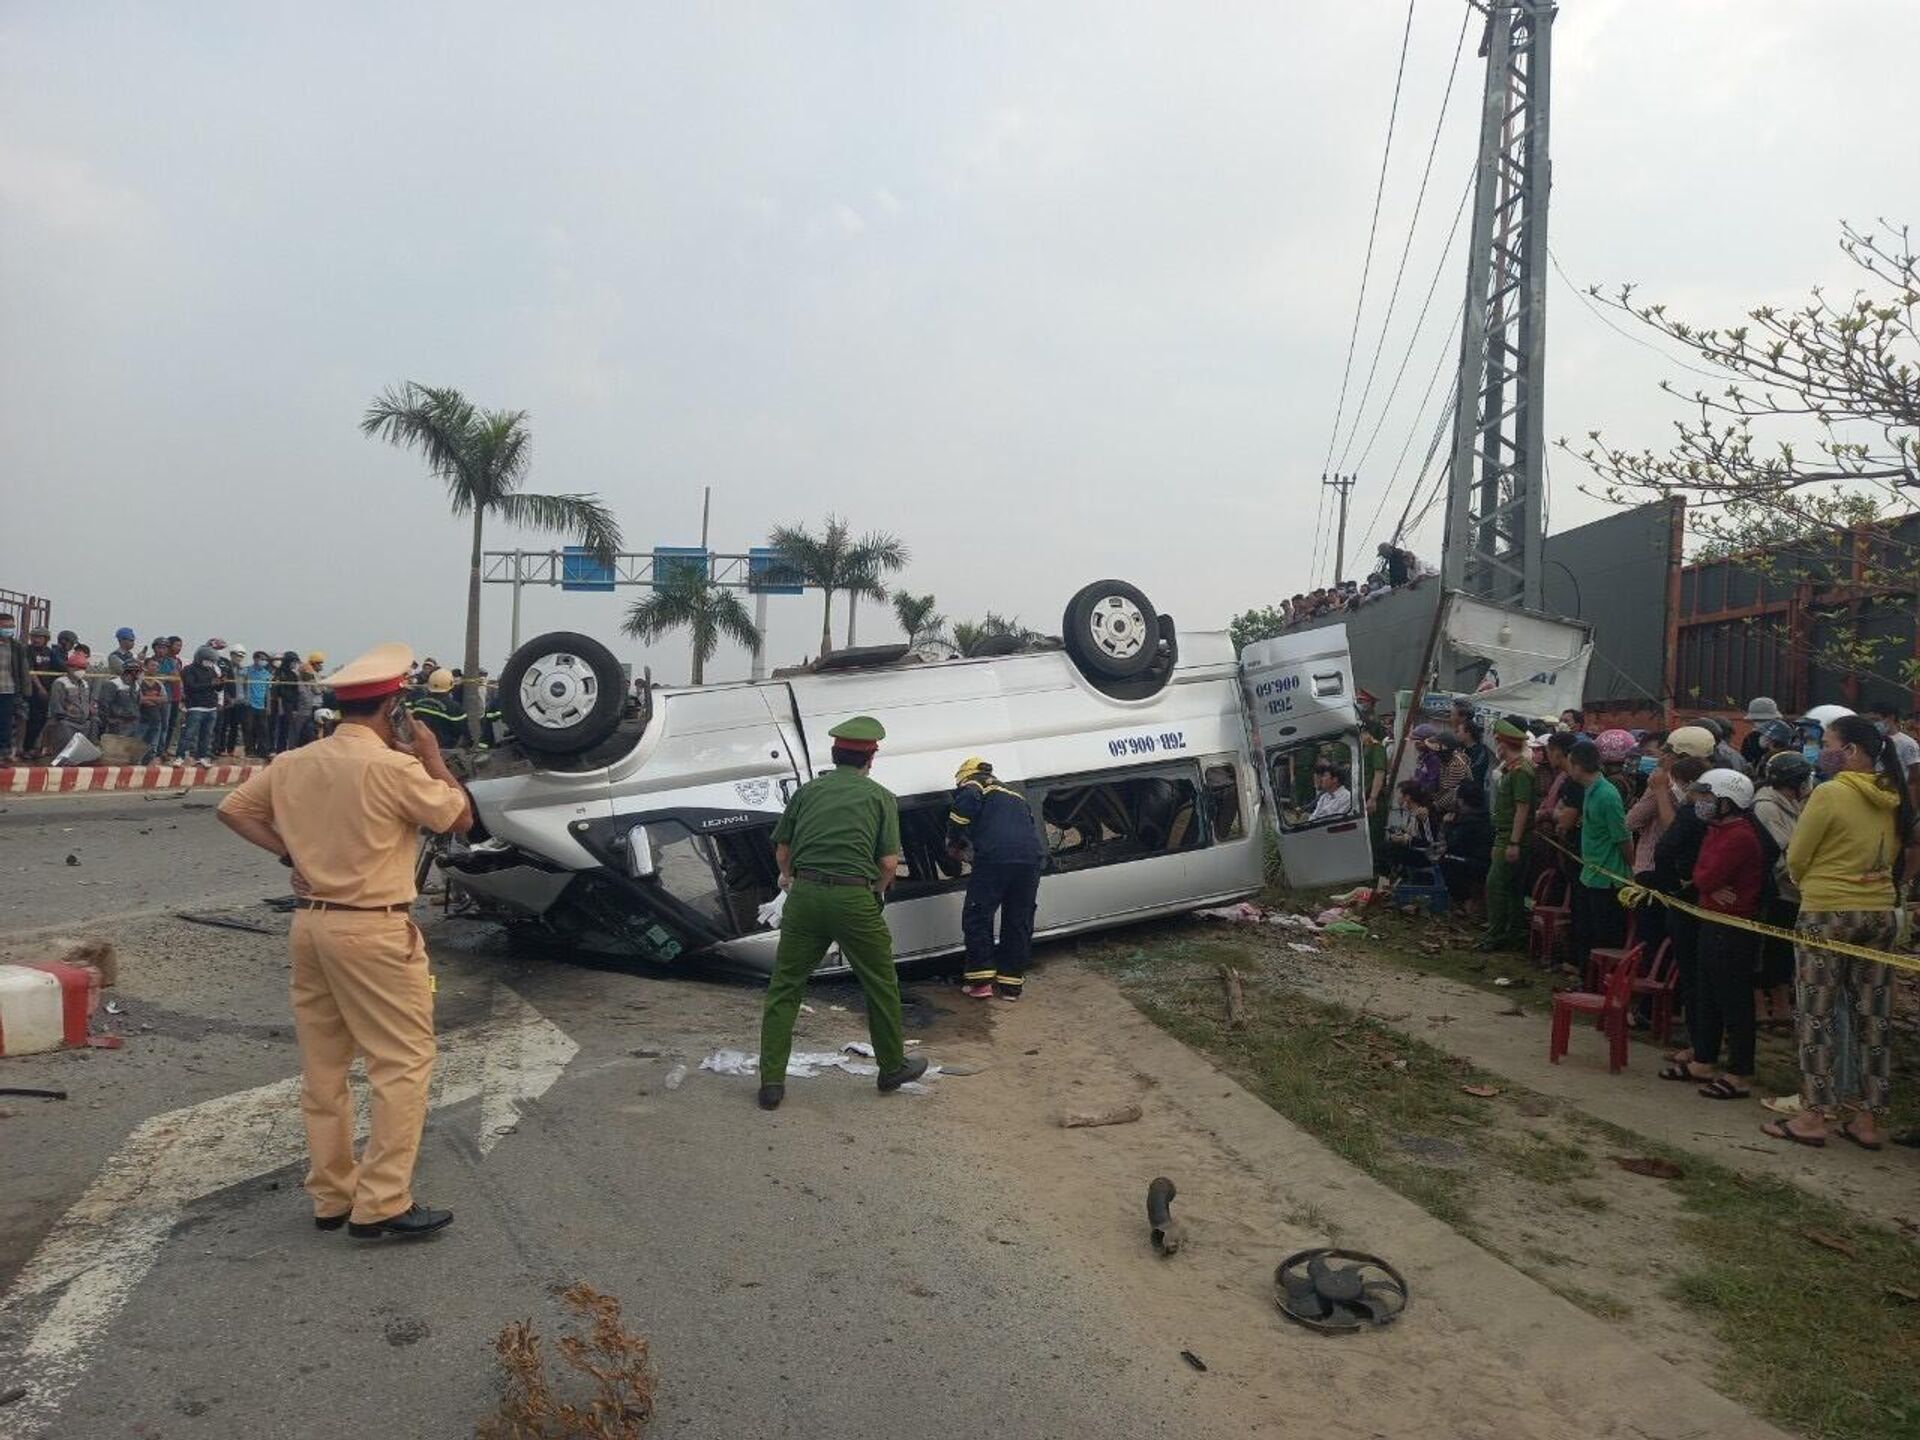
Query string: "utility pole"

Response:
xmin=1442 ymin=0 xmax=1554 ymax=612
xmin=1323 ymin=472 xmax=1356 ymax=582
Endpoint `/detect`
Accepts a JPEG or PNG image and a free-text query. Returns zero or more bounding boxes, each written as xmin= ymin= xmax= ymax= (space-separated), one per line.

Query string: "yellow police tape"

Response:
xmin=1541 ymin=834 xmax=1920 ymax=976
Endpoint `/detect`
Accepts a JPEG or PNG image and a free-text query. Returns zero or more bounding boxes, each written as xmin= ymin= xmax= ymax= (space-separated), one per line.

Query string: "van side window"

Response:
xmin=1204 ymin=762 xmax=1244 ymax=841
xmin=1028 ymin=764 xmax=1206 ymax=873
xmin=892 ymin=792 xmax=972 ymax=899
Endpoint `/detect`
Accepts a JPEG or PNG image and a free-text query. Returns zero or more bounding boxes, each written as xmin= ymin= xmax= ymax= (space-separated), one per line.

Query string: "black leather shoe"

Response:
xmin=314 ymin=1213 xmax=349 ymax=1231
xmin=757 ymin=1084 xmax=785 ymax=1111
xmin=347 ymin=1203 xmax=453 ymax=1240
xmin=877 ymin=1055 xmax=929 ymax=1092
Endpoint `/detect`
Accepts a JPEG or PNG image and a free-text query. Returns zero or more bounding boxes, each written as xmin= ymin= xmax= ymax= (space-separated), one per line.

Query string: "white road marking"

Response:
xmin=0 ymin=983 xmax=577 ymax=1439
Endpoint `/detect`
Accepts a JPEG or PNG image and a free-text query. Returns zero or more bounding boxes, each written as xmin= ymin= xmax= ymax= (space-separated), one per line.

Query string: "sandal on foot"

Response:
xmin=1697 ymin=1077 xmax=1752 ymax=1100
xmin=1660 ymin=1062 xmax=1710 ymax=1082
xmin=1839 ymin=1124 xmax=1885 ymax=1152
xmin=1760 ymin=1118 xmax=1826 ymax=1148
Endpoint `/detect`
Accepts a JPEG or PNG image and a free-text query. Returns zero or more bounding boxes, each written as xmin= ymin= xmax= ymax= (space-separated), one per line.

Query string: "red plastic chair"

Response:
xmin=1582 ymin=911 xmax=1641 ymax=991
xmin=1549 ymin=942 xmax=1640 ymax=1073
xmin=1630 ymin=938 xmax=1679 ymax=1044
xmin=1526 ymin=869 xmax=1571 ymax=967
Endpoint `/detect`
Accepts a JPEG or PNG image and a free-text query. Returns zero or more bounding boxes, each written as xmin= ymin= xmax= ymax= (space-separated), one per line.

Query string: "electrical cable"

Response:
xmin=1547 ymin=247 xmax=1729 ymax=382
xmin=1335 ymin=5 xmax=1474 ymax=474
xmin=1318 ymin=0 xmax=1420 ymax=485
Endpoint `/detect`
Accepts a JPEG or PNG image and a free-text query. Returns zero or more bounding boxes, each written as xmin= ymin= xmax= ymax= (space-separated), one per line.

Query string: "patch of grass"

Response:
xmin=1486 ymin=1132 xmax=1594 ymax=1187
xmin=1086 ymin=931 xmax=1920 ymax=1440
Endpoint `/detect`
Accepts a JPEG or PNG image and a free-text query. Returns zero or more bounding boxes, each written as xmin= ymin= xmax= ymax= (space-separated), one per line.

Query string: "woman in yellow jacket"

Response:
xmin=1764 ymin=714 xmax=1908 ymax=1150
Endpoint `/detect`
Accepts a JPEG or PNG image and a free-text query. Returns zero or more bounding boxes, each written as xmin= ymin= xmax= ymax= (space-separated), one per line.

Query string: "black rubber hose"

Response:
xmin=1147 ymin=1176 xmax=1178 ymax=1252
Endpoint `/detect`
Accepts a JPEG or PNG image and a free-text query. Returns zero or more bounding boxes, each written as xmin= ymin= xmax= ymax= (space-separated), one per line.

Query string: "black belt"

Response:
xmin=794 ymin=869 xmax=873 ymax=889
xmin=297 ymin=900 xmax=412 ymax=913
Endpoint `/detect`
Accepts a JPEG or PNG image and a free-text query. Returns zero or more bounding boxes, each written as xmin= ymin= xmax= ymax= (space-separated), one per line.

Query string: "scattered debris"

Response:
xmin=662 ymin=1064 xmax=688 ymax=1091
xmin=1179 ymin=1349 xmax=1207 ymax=1372
xmin=175 ymin=912 xmax=274 ymax=935
xmin=1323 ymin=920 xmax=1369 ymax=937
xmin=799 ymin=1003 xmax=814 ymax=1015
xmin=261 ymin=895 xmax=300 ymax=912
xmin=938 ymin=1062 xmax=987 ymax=1077
xmin=1492 ymin=977 xmax=1515 ymax=987
xmin=1275 ymin=1249 xmax=1409 ymax=1331
xmin=104 ymin=1001 xmax=124 ymax=1016
xmin=1803 ymin=1229 xmax=1860 ymax=1260
xmin=699 ymin=1048 xmax=925 ymax=1082
xmin=1886 ymin=1285 xmax=1919 ymax=1304
xmin=628 ymin=1048 xmax=662 ymax=1059
xmin=1220 ymin=965 xmax=1249 ymax=1030
xmin=60 ymin=937 xmax=117 ymax=988
xmin=1459 ymin=1084 xmax=1501 ymax=1098
xmin=1286 ymin=941 xmax=1320 ymax=953
xmin=1195 ymin=902 xmax=1324 ymax=932
xmin=1612 ymin=1156 xmax=1684 ymax=1180
xmin=65 ymin=854 xmax=79 ymax=866
xmin=478 ymin=1283 xmax=653 ymax=1440
xmin=1061 ymin=1102 xmax=1143 ymax=1129
xmin=1759 ymin=1093 xmax=1804 ymax=1116
xmin=828 ymin=1004 xmax=848 ymax=1012
xmin=1147 ymin=1176 xmax=1184 ymax=1255
xmin=384 ymin=1316 xmax=431 ymax=1347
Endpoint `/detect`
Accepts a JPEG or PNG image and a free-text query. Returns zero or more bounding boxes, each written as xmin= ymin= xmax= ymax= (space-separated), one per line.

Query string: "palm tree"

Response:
xmin=951 ymin=612 xmax=1037 ymax=658
xmin=842 ymin=530 xmax=910 ymax=648
xmin=767 ymin=516 xmax=910 ymax=655
xmin=621 ymin=567 xmax=762 ymax=686
xmin=362 ymin=382 xmax=622 ymax=731
xmin=891 ymin=592 xmax=949 ymax=654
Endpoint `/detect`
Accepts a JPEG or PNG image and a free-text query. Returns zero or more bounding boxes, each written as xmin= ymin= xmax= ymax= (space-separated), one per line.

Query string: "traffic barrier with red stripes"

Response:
xmin=0 ymin=961 xmax=101 ymax=1056
xmin=1 ymin=764 xmax=260 ymax=795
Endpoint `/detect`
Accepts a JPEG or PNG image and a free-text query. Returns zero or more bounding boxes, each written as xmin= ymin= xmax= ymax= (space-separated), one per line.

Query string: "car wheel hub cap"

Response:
xmin=519 ymin=653 xmax=597 ymax=730
xmin=1089 ymin=595 xmax=1147 ymax=660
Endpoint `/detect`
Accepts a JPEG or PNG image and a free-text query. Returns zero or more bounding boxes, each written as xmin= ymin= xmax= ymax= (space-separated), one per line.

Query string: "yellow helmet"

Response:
xmin=955 ymin=755 xmax=992 ymax=784
xmin=427 ymin=667 xmax=455 ymax=694
xmin=307 ymin=650 xmax=327 ymax=667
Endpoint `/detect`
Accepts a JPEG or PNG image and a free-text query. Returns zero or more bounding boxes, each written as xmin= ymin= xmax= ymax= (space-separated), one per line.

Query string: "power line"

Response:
xmin=1547 ymin=246 xmax=1730 ymax=382
xmin=1353 ymin=164 xmax=1475 ymax=475
xmin=1318 ymin=0 xmax=1420 ymax=485
xmin=1334 ymin=5 xmax=1474 ymax=474
xmin=1356 ymin=291 xmax=1465 ymax=551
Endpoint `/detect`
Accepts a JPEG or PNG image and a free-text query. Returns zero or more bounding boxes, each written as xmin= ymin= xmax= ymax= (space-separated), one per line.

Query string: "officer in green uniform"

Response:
xmin=1479 ymin=718 xmax=1537 ymax=951
xmin=757 ymin=715 xmax=929 ymax=1111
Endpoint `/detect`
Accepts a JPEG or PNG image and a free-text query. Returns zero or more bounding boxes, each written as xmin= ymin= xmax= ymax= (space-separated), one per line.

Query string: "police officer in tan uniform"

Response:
xmin=218 ymin=643 xmax=472 ymax=1239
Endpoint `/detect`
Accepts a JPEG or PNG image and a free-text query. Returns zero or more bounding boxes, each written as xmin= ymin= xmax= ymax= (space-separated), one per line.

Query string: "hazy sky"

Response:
xmin=4 ymin=1 xmax=1916 ymax=683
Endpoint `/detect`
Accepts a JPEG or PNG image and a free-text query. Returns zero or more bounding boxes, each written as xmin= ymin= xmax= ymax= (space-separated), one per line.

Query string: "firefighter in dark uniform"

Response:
xmin=947 ymin=756 xmax=1046 ymax=1001
xmin=407 ymin=668 xmax=467 ymax=748
xmin=757 ymin=716 xmax=929 ymax=1111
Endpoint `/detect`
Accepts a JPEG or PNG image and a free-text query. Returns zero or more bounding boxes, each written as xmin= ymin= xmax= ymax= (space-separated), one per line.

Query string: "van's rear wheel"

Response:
xmin=501 ymin=631 xmax=627 ymax=757
xmin=1063 ymin=579 xmax=1160 ymax=679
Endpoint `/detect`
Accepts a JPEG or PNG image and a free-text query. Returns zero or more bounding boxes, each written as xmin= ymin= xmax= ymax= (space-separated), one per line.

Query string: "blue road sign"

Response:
xmin=653 ymin=546 xmax=710 ymax=590
xmin=561 ymin=547 xmax=615 ymax=592
xmin=748 ymin=546 xmax=804 ymax=595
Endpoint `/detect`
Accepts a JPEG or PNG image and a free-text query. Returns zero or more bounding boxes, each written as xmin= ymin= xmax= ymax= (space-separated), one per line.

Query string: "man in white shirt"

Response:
xmin=1307 ymin=763 xmax=1355 ymax=823
xmin=1866 ymin=702 xmax=1920 ymax=803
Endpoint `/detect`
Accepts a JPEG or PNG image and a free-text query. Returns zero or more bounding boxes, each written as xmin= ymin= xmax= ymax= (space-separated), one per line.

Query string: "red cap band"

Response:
xmin=332 ymin=675 xmax=406 ymax=701
xmin=833 ymin=737 xmax=879 ymax=755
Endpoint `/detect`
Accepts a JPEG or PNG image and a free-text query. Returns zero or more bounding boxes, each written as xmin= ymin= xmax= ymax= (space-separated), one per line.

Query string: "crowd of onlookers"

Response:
xmin=0 ymin=614 xmax=497 ymax=766
xmin=1278 ymin=543 xmax=1426 ymax=628
xmin=1358 ymin=695 xmax=1912 ymax=1150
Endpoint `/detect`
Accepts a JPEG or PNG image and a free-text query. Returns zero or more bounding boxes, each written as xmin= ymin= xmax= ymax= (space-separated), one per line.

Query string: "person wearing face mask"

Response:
xmin=0 ymin=611 xmax=28 ymax=764
xmin=1664 ymin=770 xmax=1765 ymax=1100
xmin=1796 ymin=705 xmax=1854 ymax=776
xmin=1763 ymin=714 xmax=1908 ymax=1151
xmin=1865 ymin=701 xmax=1920 ymax=809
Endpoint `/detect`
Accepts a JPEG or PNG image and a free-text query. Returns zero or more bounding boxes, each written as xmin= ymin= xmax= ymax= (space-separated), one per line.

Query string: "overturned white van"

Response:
xmin=438 ymin=581 xmax=1372 ymax=973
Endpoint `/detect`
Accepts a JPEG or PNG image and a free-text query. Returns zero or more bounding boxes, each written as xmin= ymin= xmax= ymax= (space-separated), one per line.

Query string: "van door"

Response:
xmin=1240 ymin=627 xmax=1375 ymax=886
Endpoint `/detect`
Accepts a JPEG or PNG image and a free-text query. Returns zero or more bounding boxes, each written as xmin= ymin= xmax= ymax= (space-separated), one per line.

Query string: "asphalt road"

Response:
xmin=0 ymin=795 xmax=1782 ymax=1440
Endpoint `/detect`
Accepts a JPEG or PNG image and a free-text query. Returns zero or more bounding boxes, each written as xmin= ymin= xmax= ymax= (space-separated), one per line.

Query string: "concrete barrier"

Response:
xmin=1 ymin=764 xmax=260 ymax=795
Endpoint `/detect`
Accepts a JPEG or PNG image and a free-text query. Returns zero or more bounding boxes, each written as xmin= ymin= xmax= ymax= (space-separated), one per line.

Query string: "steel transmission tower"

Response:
xmin=1442 ymin=0 xmax=1555 ymax=610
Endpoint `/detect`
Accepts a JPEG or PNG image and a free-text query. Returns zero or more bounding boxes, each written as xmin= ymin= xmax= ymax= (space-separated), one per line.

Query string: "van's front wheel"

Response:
xmin=1063 ymin=579 xmax=1160 ymax=679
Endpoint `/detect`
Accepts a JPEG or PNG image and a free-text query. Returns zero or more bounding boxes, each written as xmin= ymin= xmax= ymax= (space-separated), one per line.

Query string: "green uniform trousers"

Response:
xmin=760 ymin=880 xmax=906 ymax=1086
xmin=1484 ymin=848 xmax=1526 ymax=948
